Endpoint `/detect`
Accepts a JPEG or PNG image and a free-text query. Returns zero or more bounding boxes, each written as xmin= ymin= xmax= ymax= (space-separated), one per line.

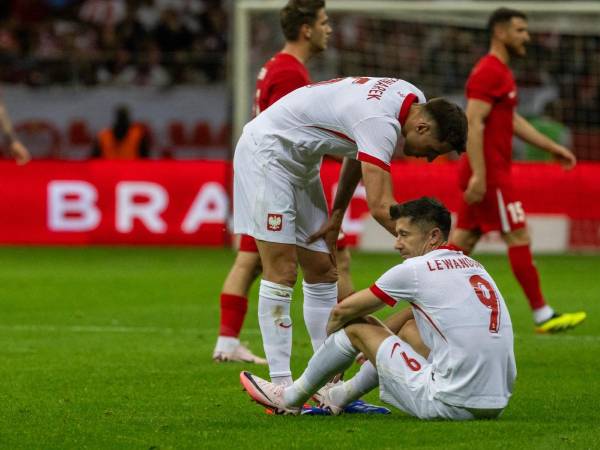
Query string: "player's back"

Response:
xmin=379 ymin=247 xmax=516 ymax=409
xmin=253 ymin=52 xmax=311 ymax=116
xmin=243 ymin=76 xmax=425 ymax=180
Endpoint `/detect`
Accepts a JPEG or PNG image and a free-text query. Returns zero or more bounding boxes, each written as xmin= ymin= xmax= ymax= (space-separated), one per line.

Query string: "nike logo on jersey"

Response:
xmin=508 ymin=91 xmax=517 ymax=99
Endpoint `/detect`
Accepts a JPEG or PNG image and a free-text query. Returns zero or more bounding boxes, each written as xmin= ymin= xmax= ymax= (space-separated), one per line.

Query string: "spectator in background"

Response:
xmin=0 ymin=98 xmax=31 ymax=164
xmin=79 ymin=0 xmax=126 ymax=28
xmin=92 ymin=105 xmax=149 ymax=159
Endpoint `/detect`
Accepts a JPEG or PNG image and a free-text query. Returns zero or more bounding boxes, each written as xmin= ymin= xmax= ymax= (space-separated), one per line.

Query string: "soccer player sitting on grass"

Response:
xmin=241 ymin=197 xmax=516 ymax=419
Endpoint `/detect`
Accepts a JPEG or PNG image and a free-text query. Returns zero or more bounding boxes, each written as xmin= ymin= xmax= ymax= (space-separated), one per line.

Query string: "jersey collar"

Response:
xmin=398 ymin=93 xmax=418 ymax=126
xmin=436 ymin=244 xmax=463 ymax=252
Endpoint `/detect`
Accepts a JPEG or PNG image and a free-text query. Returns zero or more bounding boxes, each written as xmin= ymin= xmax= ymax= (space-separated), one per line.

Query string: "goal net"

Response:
xmin=233 ymin=0 xmax=600 ymax=162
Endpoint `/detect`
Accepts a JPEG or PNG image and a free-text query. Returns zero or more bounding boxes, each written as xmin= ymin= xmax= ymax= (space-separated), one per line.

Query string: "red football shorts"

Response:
xmin=239 ymin=234 xmax=259 ymax=253
xmin=455 ymin=184 xmax=527 ymax=234
xmin=336 ymin=230 xmax=348 ymax=250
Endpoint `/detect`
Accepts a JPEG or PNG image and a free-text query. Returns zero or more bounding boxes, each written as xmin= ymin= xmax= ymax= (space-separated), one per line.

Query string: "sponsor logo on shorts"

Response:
xmin=267 ymin=214 xmax=283 ymax=231
xmin=390 ymin=342 xmax=402 ymax=358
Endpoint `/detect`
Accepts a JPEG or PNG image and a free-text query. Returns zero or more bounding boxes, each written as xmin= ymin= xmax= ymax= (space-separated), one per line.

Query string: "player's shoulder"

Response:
xmin=266 ymin=52 xmax=306 ymax=72
xmin=471 ymin=54 xmax=509 ymax=78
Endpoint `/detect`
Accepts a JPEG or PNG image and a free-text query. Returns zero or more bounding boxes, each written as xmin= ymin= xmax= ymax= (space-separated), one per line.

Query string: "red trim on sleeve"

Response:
xmin=357 ymin=152 xmax=391 ymax=172
xmin=398 ymin=93 xmax=418 ymax=126
xmin=369 ymin=284 xmax=396 ymax=306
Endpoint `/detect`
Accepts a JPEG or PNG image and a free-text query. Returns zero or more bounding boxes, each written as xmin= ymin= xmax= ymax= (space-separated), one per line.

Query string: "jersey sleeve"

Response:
xmin=265 ymin=70 xmax=309 ymax=108
xmin=352 ymin=117 xmax=398 ymax=172
xmin=466 ymin=64 xmax=505 ymax=104
xmin=369 ymin=262 xmax=418 ymax=307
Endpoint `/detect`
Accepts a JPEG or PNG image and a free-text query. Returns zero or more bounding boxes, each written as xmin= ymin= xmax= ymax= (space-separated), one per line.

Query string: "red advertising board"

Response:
xmin=0 ymin=160 xmax=599 ymax=248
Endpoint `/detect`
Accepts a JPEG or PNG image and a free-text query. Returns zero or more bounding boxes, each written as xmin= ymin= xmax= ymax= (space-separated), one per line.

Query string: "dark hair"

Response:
xmin=280 ymin=0 xmax=325 ymax=41
xmin=487 ymin=7 xmax=527 ymax=34
xmin=422 ymin=98 xmax=467 ymax=154
xmin=389 ymin=197 xmax=451 ymax=240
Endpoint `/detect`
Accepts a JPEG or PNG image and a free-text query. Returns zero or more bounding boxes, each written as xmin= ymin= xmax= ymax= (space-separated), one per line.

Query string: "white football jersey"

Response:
xmin=241 ymin=77 xmax=426 ymax=183
xmin=370 ymin=246 xmax=516 ymax=409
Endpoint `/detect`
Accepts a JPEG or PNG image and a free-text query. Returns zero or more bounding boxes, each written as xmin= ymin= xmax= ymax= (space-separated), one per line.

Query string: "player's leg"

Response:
xmin=213 ymin=234 xmax=266 ymax=364
xmin=256 ymin=239 xmax=298 ymax=386
xmin=502 ymin=227 xmax=586 ymax=332
xmin=321 ymin=313 xmax=430 ymax=414
xmin=296 ymin=178 xmax=339 ymax=352
xmin=336 ymin=241 xmax=355 ymax=301
xmin=297 ymin=246 xmax=338 ymax=352
xmin=232 ymin=137 xmax=300 ymax=384
xmin=449 ymin=228 xmax=481 ymax=255
xmin=449 ymin=194 xmax=483 ymax=254
xmin=240 ymin=322 xmax=363 ymax=414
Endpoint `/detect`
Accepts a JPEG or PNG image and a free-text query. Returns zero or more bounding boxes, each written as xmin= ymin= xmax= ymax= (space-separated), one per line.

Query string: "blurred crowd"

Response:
xmin=0 ymin=0 xmax=228 ymax=86
xmin=1 ymin=2 xmax=599 ymax=159
xmin=254 ymin=15 xmax=600 ymax=129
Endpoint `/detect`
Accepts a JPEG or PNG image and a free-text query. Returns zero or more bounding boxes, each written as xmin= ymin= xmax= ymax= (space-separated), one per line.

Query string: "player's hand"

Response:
xmin=552 ymin=145 xmax=576 ymax=170
xmin=9 ymin=140 xmax=31 ymax=165
xmin=464 ymin=175 xmax=486 ymax=204
xmin=307 ymin=212 xmax=343 ymax=263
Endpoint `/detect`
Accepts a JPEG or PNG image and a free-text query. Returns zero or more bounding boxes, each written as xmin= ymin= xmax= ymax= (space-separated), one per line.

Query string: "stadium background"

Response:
xmin=1 ymin=2 xmax=599 ymax=448
xmin=0 ymin=0 xmax=599 ymax=251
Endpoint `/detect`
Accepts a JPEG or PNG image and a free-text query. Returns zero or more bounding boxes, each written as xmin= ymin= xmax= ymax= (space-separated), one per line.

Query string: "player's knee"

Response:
xmin=263 ymin=260 xmax=298 ymax=287
xmin=398 ymin=319 xmax=416 ymax=341
xmin=234 ymin=252 xmax=262 ymax=272
xmin=303 ymin=259 xmax=338 ymax=284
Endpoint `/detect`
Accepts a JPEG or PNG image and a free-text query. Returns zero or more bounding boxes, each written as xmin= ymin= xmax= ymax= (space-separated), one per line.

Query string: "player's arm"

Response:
xmin=513 ymin=112 xmax=576 ymax=169
xmin=307 ymin=157 xmax=362 ymax=254
xmin=361 ymin=161 xmax=397 ymax=235
xmin=326 ymin=288 xmax=385 ymax=335
xmin=464 ymin=99 xmax=492 ymax=204
xmin=0 ymin=101 xmax=30 ymax=165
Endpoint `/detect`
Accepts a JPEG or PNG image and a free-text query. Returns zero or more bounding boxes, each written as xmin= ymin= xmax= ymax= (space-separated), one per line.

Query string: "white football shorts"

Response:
xmin=376 ymin=335 xmax=498 ymax=420
xmin=233 ymin=131 xmax=329 ymax=253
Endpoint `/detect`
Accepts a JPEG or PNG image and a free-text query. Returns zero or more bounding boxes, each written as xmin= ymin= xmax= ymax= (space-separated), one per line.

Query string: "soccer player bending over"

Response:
xmin=241 ymin=197 xmax=516 ymax=419
xmin=233 ymin=76 xmax=467 ymax=389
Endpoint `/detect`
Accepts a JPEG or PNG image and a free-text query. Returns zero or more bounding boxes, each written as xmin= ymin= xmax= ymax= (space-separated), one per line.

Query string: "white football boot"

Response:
xmin=213 ymin=340 xmax=267 ymax=365
xmin=239 ymin=371 xmax=300 ymax=415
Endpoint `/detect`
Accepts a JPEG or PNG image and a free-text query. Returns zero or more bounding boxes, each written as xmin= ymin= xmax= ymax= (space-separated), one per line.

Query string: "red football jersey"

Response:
xmin=458 ymin=54 xmax=518 ymax=188
xmin=253 ymin=52 xmax=311 ymax=116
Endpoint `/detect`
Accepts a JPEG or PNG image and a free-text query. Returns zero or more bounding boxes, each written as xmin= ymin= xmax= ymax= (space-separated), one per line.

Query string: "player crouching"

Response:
xmin=241 ymin=197 xmax=516 ymax=419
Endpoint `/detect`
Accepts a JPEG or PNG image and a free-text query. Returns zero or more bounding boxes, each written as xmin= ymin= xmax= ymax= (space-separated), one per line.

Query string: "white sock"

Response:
xmin=214 ymin=336 xmax=240 ymax=354
xmin=258 ymin=279 xmax=294 ymax=380
xmin=283 ymin=329 xmax=357 ymax=407
xmin=533 ymin=305 xmax=555 ymax=324
xmin=271 ymin=376 xmax=293 ymax=387
xmin=302 ymin=281 xmax=338 ymax=352
xmin=329 ymin=361 xmax=379 ymax=407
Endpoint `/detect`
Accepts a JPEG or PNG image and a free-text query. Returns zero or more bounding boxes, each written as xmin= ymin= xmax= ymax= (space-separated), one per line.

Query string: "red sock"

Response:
xmin=507 ymin=245 xmax=546 ymax=311
xmin=219 ymin=294 xmax=248 ymax=337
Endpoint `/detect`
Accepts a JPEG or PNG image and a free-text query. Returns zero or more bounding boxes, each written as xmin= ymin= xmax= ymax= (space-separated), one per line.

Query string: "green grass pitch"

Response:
xmin=0 ymin=247 xmax=598 ymax=449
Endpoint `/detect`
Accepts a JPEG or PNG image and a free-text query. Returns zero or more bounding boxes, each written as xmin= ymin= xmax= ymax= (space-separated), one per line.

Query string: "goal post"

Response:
xmin=232 ymin=0 xmax=600 ymax=162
